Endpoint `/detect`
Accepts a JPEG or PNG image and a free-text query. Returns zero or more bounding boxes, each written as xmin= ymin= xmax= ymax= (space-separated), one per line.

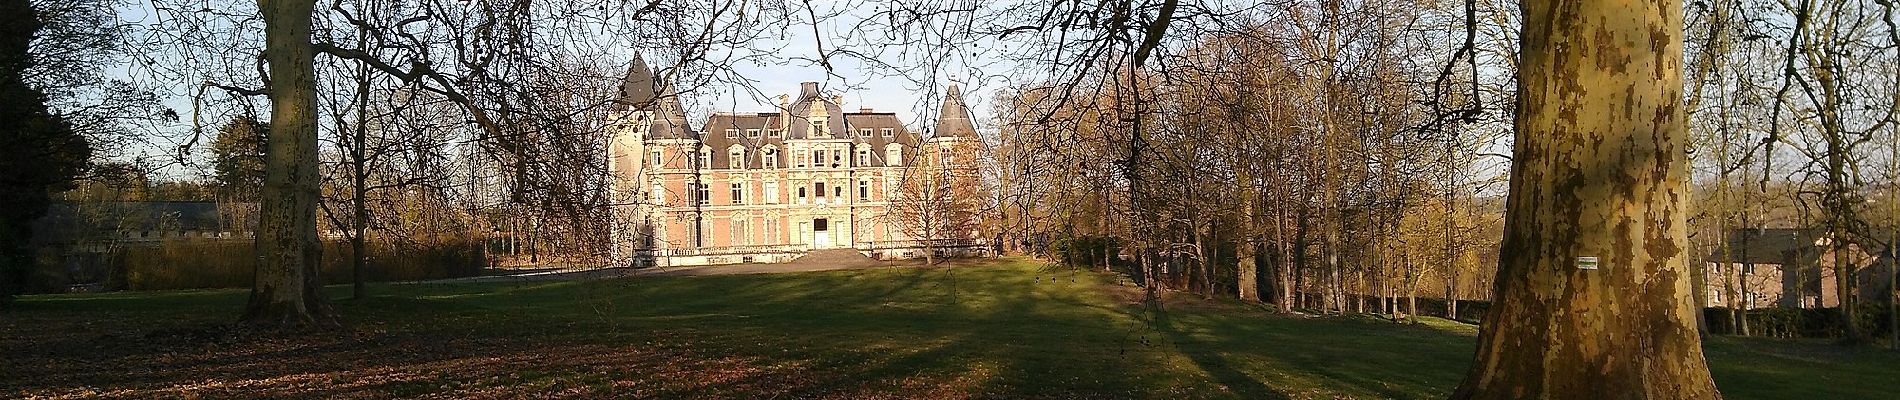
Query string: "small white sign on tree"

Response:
xmin=1576 ymin=256 xmax=1600 ymax=270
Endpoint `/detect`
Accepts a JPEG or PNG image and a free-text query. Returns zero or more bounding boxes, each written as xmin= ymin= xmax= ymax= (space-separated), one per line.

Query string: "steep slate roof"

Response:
xmin=702 ymin=113 xmax=922 ymax=170
xmin=31 ymin=201 xmax=251 ymax=244
xmin=615 ymin=53 xmax=695 ymax=140
xmin=781 ymin=82 xmax=850 ymax=140
xmin=1706 ymin=228 xmax=1826 ymax=264
xmin=933 ymin=83 xmax=979 ymax=139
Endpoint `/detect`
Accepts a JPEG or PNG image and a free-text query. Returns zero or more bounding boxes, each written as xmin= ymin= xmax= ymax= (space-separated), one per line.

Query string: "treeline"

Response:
xmin=1681 ymin=0 xmax=1899 ymax=343
xmin=987 ymin=2 xmax=1511 ymax=321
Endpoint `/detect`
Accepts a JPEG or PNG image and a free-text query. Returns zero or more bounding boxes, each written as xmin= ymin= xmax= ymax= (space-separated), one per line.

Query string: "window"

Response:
xmin=730 ymin=182 xmax=745 ymax=204
xmin=797 ymin=186 xmax=808 ymax=204
xmin=697 ymin=147 xmax=711 ymax=169
xmin=859 ymin=180 xmax=870 ymax=200
xmin=830 ymin=148 xmax=843 ymax=166
xmin=813 ymin=149 xmax=826 ymax=168
xmin=859 ymin=128 xmax=872 ymax=137
xmin=811 ymin=120 xmax=826 ymax=136
xmin=728 ymin=146 xmax=746 ymax=169
xmin=724 ymin=129 xmax=738 ymax=138
xmin=746 ymin=129 xmax=760 ymax=138
xmin=763 ymin=218 xmax=778 ymax=243
xmin=692 ymin=219 xmax=705 ymax=247
xmin=815 ymin=181 xmax=826 ymax=198
xmin=763 ymin=182 xmax=779 ymax=204
xmin=695 ymin=183 xmax=710 ymax=205
xmin=650 ymin=150 xmax=663 ymax=167
xmin=833 ymin=184 xmax=844 ymax=200
xmin=768 ymin=128 xmax=781 ymax=138
xmin=761 ymin=146 xmax=778 ymax=169
xmin=731 ymin=219 xmax=748 ymax=245
xmin=881 ymin=128 xmax=893 ymax=137
xmin=651 ymin=183 xmax=664 ymax=204
xmin=885 ymin=144 xmax=903 ymax=167
xmin=794 ymin=149 xmax=807 ymax=168
xmin=856 ymin=148 xmax=871 ymax=166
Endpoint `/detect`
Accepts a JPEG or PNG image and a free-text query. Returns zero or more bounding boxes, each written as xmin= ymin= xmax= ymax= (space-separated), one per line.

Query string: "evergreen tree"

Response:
xmin=211 ymin=116 xmax=268 ymax=201
xmin=0 ymin=0 xmax=90 ymax=306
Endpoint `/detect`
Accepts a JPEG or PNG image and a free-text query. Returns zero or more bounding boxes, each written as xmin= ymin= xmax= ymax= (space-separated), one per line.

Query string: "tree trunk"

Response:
xmin=1238 ymin=239 xmax=1258 ymax=301
xmin=349 ymin=42 xmax=370 ymax=301
xmin=1724 ymin=265 xmax=1741 ymax=335
xmin=1830 ymin=229 xmax=1860 ymax=341
xmin=1446 ymin=269 xmax=1460 ymax=320
xmin=243 ymin=0 xmax=330 ymax=328
xmin=1326 ymin=230 xmax=1340 ymax=314
xmin=1450 ymin=0 xmax=1719 ymax=396
xmin=1408 ymin=254 xmax=1420 ymax=324
xmin=1193 ymin=223 xmax=1213 ymax=299
xmin=1271 ymin=193 xmax=1293 ymax=312
xmin=1141 ymin=246 xmax=1158 ymax=302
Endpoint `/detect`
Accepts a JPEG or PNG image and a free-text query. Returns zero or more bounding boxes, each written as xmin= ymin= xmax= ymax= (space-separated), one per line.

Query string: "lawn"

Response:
xmin=4 ymin=257 xmax=1896 ymax=399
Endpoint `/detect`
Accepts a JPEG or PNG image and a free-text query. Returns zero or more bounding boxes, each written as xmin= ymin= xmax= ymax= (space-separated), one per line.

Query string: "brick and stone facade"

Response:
xmin=606 ymin=56 xmax=983 ymax=267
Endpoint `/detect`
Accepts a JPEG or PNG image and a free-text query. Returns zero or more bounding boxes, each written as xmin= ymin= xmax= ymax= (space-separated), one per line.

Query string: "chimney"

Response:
xmin=859 ymin=107 xmax=874 ymax=113
xmin=800 ymin=82 xmax=819 ymax=98
xmin=831 ymin=95 xmax=844 ymax=105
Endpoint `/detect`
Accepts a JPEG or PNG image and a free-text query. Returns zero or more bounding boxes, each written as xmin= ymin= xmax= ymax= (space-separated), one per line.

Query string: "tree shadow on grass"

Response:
xmin=1146 ymin=305 xmax=1292 ymax=400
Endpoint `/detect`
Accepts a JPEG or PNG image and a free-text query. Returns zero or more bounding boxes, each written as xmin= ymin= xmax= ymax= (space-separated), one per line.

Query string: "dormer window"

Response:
xmin=811 ymin=121 xmax=826 ymax=137
xmin=881 ymin=128 xmax=893 ymax=137
xmin=724 ymin=129 xmax=738 ymax=139
xmin=728 ymin=146 xmax=746 ymax=169
xmin=761 ymin=146 xmax=778 ymax=169
xmin=856 ymin=148 xmax=870 ymax=166
xmin=859 ymin=128 xmax=872 ymax=137
xmin=768 ymin=129 xmax=782 ymax=138
xmin=746 ymin=129 xmax=760 ymax=138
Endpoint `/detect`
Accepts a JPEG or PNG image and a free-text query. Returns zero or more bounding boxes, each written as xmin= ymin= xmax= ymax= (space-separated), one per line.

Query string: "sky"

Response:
xmin=103 ymin=1 xmax=1010 ymax=179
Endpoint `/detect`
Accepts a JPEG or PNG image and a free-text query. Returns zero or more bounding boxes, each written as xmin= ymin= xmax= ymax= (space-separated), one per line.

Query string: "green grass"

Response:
xmin=6 ymin=257 xmax=1897 ymax=399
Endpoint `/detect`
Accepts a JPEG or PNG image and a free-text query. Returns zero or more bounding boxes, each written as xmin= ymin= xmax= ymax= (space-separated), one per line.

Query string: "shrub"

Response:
xmin=1052 ymin=235 xmax=1121 ymax=269
xmin=101 ymin=234 xmax=488 ymax=291
xmin=1703 ymin=305 xmax=1896 ymax=339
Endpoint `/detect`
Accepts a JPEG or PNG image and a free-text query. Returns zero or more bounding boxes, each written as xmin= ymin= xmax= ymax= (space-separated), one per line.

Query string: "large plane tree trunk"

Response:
xmin=243 ymin=0 xmax=330 ymax=328
xmin=1450 ymin=0 xmax=1719 ymax=397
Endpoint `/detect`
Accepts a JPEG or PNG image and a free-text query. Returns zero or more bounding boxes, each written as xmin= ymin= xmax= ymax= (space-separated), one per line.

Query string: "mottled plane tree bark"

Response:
xmin=1450 ymin=0 xmax=1720 ymax=396
xmin=243 ymin=0 xmax=328 ymax=328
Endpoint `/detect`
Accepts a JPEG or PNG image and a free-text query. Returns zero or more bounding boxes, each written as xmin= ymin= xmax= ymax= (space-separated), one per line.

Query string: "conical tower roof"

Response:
xmin=614 ymin=53 xmax=695 ymax=140
xmin=933 ymin=83 xmax=978 ymax=139
xmin=616 ymin=53 xmax=661 ymax=110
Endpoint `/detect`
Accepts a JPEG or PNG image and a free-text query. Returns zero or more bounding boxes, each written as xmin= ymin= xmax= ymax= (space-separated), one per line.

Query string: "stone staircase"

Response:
xmin=788 ymin=249 xmax=883 ymax=268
